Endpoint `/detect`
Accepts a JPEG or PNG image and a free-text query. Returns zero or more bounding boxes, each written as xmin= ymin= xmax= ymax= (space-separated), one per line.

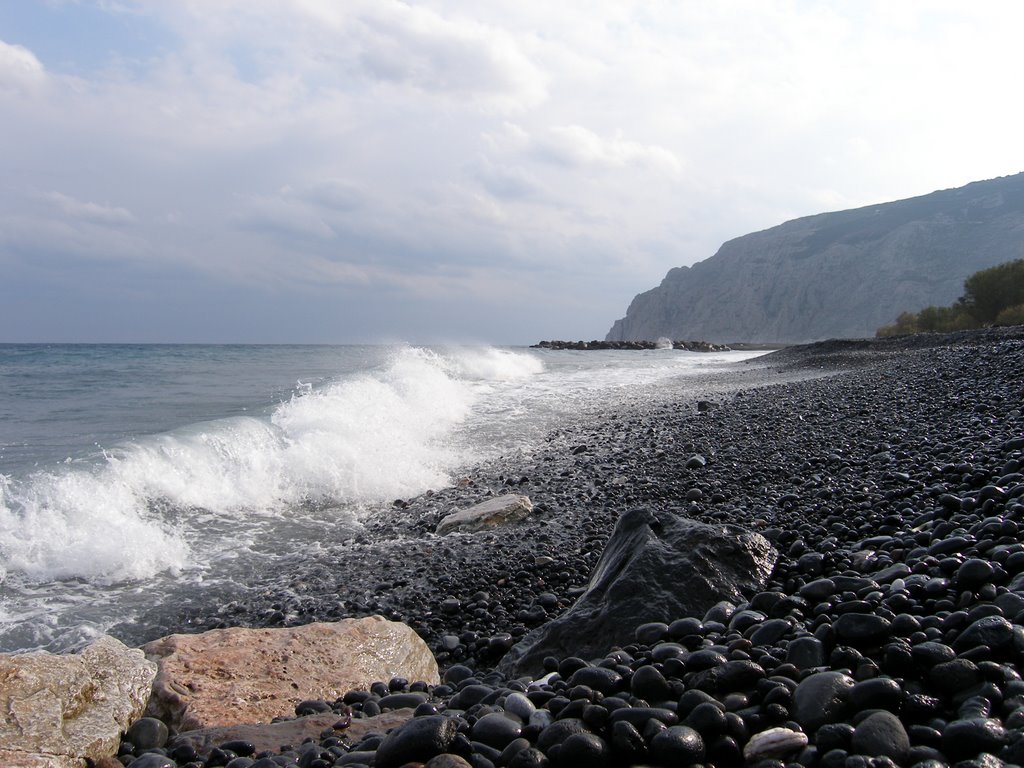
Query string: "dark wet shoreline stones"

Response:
xmin=120 ymin=328 xmax=1024 ymax=767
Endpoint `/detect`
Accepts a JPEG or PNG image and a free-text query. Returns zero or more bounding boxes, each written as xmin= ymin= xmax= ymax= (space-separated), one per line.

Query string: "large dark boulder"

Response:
xmin=497 ymin=508 xmax=777 ymax=677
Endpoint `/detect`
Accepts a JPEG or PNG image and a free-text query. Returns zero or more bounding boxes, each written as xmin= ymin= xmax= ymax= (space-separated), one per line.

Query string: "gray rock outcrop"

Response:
xmin=0 ymin=635 xmax=156 ymax=768
xmin=607 ymin=172 xmax=1024 ymax=344
xmin=143 ymin=616 xmax=439 ymax=732
xmin=497 ymin=507 xmax=777 ymax=677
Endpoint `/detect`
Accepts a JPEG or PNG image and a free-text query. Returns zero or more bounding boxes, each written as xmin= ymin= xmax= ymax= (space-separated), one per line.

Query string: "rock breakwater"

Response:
xmin=532 ymin=339 xmax=730 ymax=351
xmin=107 ymin=328 xmax=1024 ymax=767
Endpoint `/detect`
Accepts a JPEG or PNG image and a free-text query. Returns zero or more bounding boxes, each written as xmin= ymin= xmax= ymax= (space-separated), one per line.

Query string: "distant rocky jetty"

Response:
xmin=533 ymin=339 xmax=730 ymax=351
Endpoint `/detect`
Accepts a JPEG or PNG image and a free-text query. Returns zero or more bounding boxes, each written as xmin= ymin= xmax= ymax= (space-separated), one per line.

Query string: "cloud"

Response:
xmin=232 ymin=194 xmax=335 ymax=240
xmin=533 ymin=125 xmax=683 ymax=174
xmin=41 ymin=191 xmax=135 ymax=226
xmin=0 ymin=39 xmax=45 ymax=92
xmin=472 ymin=160 xmax=544 ymax=200
xmin=285 ymin=179 xmax=364 ymax=211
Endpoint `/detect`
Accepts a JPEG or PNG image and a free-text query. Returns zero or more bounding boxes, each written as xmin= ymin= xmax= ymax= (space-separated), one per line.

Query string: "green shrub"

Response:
xmin=995 ymin=303 xmax=1024 ymax=327
xmin=963 ymin=259 xmax=1024 ymax=324
xmin=877 ymin=258 xmax=1024 ymax=335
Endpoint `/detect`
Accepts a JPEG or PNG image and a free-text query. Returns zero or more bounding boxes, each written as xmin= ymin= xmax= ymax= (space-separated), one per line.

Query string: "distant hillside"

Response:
xmin=607 ymin=173 xmax=1024 ymax=344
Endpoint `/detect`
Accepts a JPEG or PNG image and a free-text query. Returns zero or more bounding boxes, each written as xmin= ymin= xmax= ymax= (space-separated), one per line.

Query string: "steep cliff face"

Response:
xmin=607 ymin=173 xmax=1024 ymax=343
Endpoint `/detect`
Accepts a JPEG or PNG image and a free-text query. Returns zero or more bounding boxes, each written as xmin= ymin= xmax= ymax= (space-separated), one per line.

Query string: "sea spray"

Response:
xmin=0 ymin=346 xmax=527 ymax=587
xmin=0 ymin=343 xmax=763 ymax=651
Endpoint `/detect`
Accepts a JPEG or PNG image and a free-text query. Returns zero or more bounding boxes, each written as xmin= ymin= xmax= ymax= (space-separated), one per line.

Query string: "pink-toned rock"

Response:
xmin=0 ymin=635 xmax=156 ymax=768
xmin=168 ymin=708 xmax=415 ymax=757
xmin=143 ymin=617 xmax=439 ymax=732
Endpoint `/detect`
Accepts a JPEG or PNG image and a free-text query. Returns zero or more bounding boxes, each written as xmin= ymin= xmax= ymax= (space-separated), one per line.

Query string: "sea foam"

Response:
xmin=0 ymin=346 xmax=540 ymax=584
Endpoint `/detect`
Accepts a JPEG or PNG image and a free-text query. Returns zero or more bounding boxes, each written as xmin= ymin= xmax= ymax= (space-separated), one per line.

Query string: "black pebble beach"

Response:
xmin=120 ymin=327 xmax=1024 ymax=768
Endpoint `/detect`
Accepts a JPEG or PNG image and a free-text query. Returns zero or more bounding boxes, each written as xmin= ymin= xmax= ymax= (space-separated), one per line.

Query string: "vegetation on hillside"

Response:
xmin=877 ymin=258 xmax=1024 ymax=337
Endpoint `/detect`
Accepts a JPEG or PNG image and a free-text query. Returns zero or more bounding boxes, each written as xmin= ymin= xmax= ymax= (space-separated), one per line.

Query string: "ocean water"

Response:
xmin=0 ymin=343 xmax=766 ymax=653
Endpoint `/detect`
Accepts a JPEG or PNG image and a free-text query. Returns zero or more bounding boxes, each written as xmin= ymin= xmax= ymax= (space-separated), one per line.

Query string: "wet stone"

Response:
xmin=792 ymin=671 xmax=856 ymax=733
xmin=471 ymin=712 xmax=523 ymax=750
xmin=374 ymin=715 xmax=461 ymax=768
xmin=832 ymin=613 xmax=892 ymax=647
xmin=786 ymin=636 xmax=826 ymax=670
xmin=649 ymin=725 xmax=706 ymax=766
xmin=127 ymin=717 xmax=170 ymax=750
xmin=850 ymin=711 xmax=910 ymax=762
xmin=556 ymin=732 xmax=611 ymax=768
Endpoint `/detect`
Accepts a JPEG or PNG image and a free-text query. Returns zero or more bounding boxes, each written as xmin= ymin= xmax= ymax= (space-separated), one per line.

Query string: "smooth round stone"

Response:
xmin=682 ymin=701 xmax=728 ymax=738
xmin=849 ymin=677 xmax=903 ymax=712
xmin=651 ymin=642 xmax=686 ymax=661
xmin=127 ymin=755 xmax=177 ymax=768
xmin=941 ymin=717 xmax=1009 ymax=760
xmin=556 ymin=732 xmax=611 ymax=768
xmin=471 ymin=712 xmax=523 ymax=749
xmin=697 ymin=659 xmax=766 ymax=693
xmin=449 ymin=684 xmax=494 ymax=710
xmin=635 ymin=622 xmax=669 ymax=645
xmin=444 ymin=665 xmax=475 ymax=685
xmin=929 ymin=658 xmax=980 ymax=694
xmin=850 ymin=711 xmax=910 ymax=762
xmin=498 ymin=737 xmax=531 ymax=766
xmin=910 ymin=641 xmax=956 ymax=666
xmin=610 ymin=719 xmax=647 ymax=762
xmin=952 ymin=615 xmax=1016 ymax=652
xmin=379 ymin=692 xmax=428 ymax=710
xmin=687 ymin=648 xmax=729 ymax=670
xmin=218 ymin=741 xmax=257 ymax=758
xmin=792 ymin=671 xmax=856 ymax=733
xmin=742 ymin=727 xmax=809 ymax=762
xmin=503 ymin=692 xmax=536 ymax=722
xmin=833 ymin=613 xmax=892 ymax=646
xmin=295 ymin=699 xmax=333 ymax=716
xmin=536 ymin=718 xmax=588 ymax=753
xmin=506 ymin=747 xmax=549 ymax=768
xmin=668 ymin=617 xmax=704 ymax=639
xmin=126 ymin=718 xmax=170 ymax=750
xmin=374 ymin=715 xmax=461 ymax=768
xmin=607 ymin=707 xmax=678 ymax=728
xmin=815 ymin=723 xmax=854 ymax=753
xmin=426 ymin=756 xmax=473 ymax=768
xmin=630 ymin=664 xmax=672 ymax=702
xmin=786 ymin=636 xmax=825 ymax=670
xmin=749 ymin=618 xmax=793 ymax=646
xmin=649 ymin=725 xmax=705 ymax=766
xmin=567 ymin=666 xmax=623 ymax=695
xmin=956 ymin=558 xmax=996 ymax=588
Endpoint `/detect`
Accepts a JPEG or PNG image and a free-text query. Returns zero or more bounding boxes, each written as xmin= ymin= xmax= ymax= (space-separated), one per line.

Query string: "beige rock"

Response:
xmin=436 ymin=494 xmax=533 ymax=535
xmin=143 ymin=617 xmax=439 ymax=732
xmin=168 ymin=708 xmax=415 ymax=757
xmin=0 ymin=635 xmax=156 ymax=767
xmin=0 ymin=750 xmax=84 ymax=768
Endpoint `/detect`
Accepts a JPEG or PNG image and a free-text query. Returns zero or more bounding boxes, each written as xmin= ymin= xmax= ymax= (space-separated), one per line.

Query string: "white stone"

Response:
xmin=436 ymin=494 xmax=533 ymax=535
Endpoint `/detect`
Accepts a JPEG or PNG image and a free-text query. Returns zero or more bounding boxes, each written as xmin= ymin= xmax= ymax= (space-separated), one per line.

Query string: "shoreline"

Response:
xmin=103 ymin=326 xmax=1024 ymax=765
xmin=118 ymin=327 xmax=1023 ymax=666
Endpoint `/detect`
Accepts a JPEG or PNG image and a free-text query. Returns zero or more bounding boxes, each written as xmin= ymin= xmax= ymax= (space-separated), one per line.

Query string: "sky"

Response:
xmin=1 ymin=1 xmax=1023 ymax=344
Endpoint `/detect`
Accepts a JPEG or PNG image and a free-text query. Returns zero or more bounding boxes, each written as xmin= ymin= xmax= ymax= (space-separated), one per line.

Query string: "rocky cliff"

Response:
xmin=607 ymin=173 xmax=1024 ymax=343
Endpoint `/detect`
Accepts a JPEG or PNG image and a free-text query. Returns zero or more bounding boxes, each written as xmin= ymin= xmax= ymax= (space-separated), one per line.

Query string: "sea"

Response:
xmin=0 ymin=343 xmax=767 ymax=654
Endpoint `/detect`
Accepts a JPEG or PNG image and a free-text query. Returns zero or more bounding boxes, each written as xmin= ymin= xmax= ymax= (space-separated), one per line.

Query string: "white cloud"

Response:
xmin=533 ymin=125 xmax=683 ymax=174
xmin=3 ymin=2 xmax=1024 ymax=343
xmin=0 ymin=40 xmax=45 ymax=92
xmin=41 ymin=191 xmax=135 ymax=226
